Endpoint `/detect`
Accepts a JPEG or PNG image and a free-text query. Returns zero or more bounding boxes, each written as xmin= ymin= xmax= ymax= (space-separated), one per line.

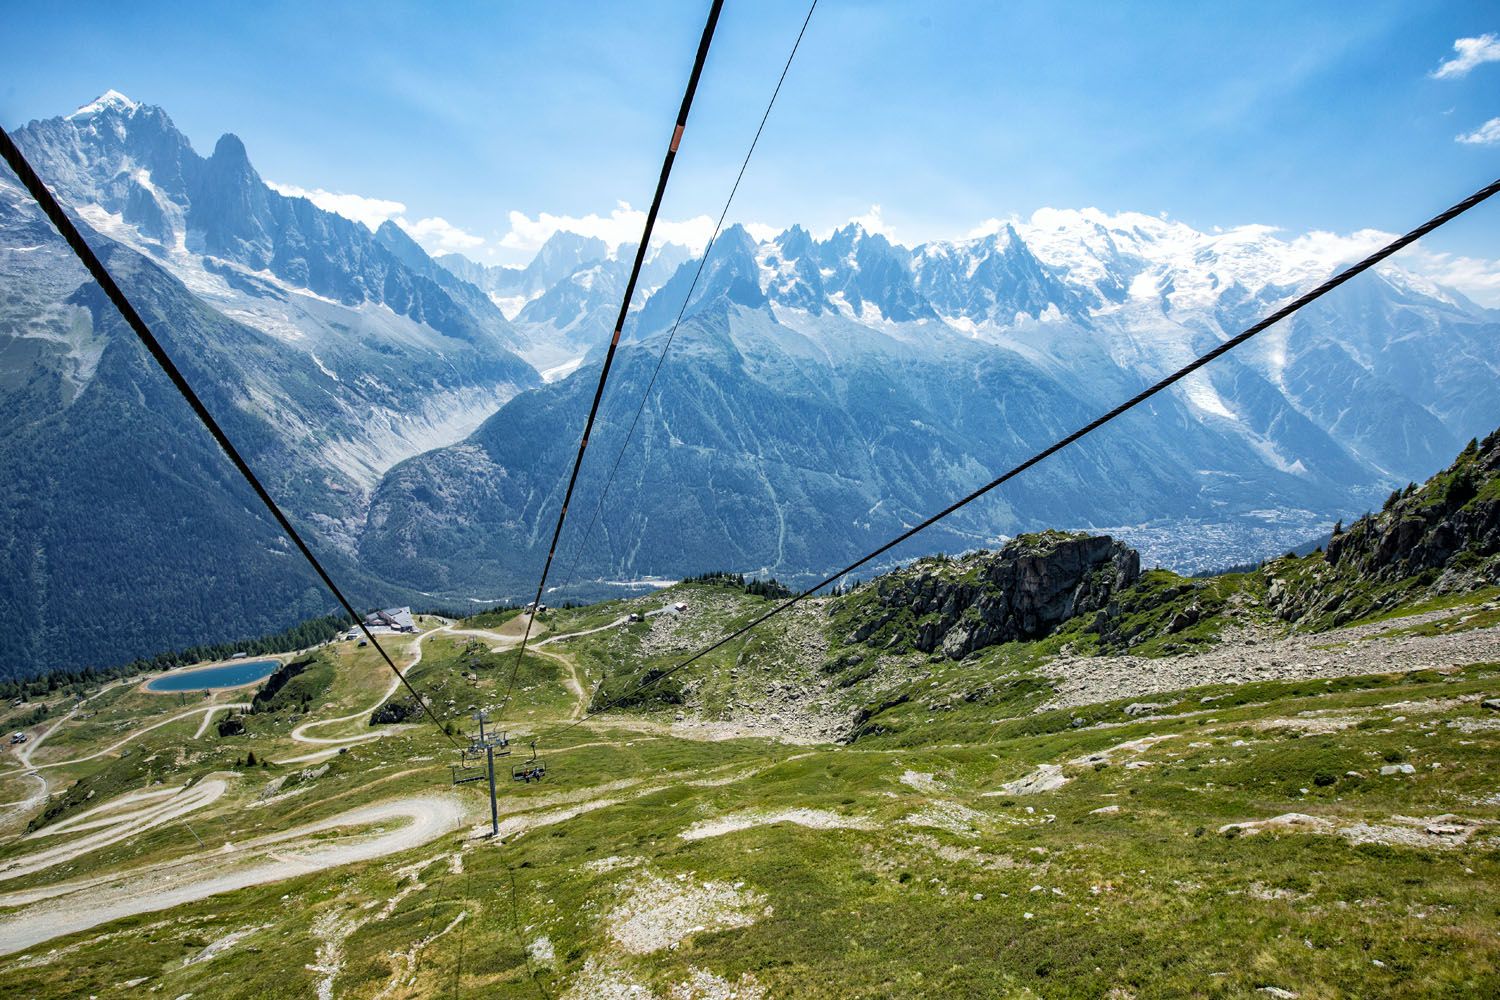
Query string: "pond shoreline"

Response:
xmin=141 ymin=657 xmax=282 ymax=694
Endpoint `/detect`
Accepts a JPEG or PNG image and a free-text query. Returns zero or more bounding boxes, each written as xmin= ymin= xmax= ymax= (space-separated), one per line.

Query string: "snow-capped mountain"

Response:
xmin=364 ymin=213 xmax=1498 ymax=599
xmin=10 ymin=93 xmax=539 ymax=490
xmin=0 ymin=93 xmax=538 ymax=674
xmin=438 ymin=236 xmax=691 ymax=373
xmin=633 ymin=214 xmax=1498 ymax=490
xmin=3 ymin=92 xmax=1495 ymax=676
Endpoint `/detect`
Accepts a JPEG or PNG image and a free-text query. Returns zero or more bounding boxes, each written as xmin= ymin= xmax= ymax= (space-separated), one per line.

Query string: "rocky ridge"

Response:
xmin=840 ymin=532 xmax=1140 ymax=660
xmin=1269 ymin=430 xmax=1500 ymax=626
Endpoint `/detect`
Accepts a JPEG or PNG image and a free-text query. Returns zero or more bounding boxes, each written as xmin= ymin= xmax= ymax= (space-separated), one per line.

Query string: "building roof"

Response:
xmin=364 ymin=606 xmax=416 ymax=630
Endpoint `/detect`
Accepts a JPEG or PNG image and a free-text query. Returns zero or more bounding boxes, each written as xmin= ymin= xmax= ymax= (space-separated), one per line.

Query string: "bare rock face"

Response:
xmin=849 ymin=532 xmax=1140 ymax=660
xmin=1325 ymin=432 xmax=1500 ymax=586
xmin=1269 ymin=430 xmax=1500 ymax=626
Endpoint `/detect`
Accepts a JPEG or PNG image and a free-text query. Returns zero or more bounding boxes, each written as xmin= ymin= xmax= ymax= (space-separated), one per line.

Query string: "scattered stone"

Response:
xmin=668 ymin=967 xmax=765 ymax=1000
xmin=1220 ymin=813 xmax=1333 ymax=838
xmin=994 ymin=764 xmax=1068 ymax=796
xmin=526 ymin=935 xmax=555 ymax=967
xmin=1124 ymin=702 xmax=1169 ymax=717
xmin=607 ymin=872 xmax=767 ymax=954
xmin=561 ymin=957 xmax=655 ymax=1000
xmin=679 ymin=808 xmax=874 ymax=841
xmin=1380 ymin=763 xmax=1416 ymax=776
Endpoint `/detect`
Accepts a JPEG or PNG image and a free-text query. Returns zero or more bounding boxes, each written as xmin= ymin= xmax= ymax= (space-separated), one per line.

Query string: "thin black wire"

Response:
xmin=557 ymin=0 xmax=819 ymax=595
xmin=453 ymin=865 xmax=472 ymax=999
xmin=508 ymin=868 xmax=554 ymax=1000
xmin=0 ymin=126 xmax=462 ymax=750
xmin=542 ymin=175 xmax=1500 ymax=740
xmin=499 ymin=0 xmax=726 ymax=720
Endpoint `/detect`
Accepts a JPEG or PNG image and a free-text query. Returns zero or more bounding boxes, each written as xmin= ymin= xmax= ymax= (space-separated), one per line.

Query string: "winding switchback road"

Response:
xmin=0 ymin=794 xmax=468 ymax=956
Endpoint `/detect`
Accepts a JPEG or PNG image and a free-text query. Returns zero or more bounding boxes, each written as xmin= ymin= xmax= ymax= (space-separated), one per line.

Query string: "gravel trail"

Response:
xmin=0 ymin=794 xmax=467 ymax=956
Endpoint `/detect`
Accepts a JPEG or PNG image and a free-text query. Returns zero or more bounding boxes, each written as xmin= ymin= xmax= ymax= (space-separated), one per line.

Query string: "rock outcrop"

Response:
xmin=1269 ymin=430 xmax=1500 ymax=625
xmin=844 ymin=532 xmax=1140 ymax=659
xmin=1326 ymin=432 xmax=1500 ymax=585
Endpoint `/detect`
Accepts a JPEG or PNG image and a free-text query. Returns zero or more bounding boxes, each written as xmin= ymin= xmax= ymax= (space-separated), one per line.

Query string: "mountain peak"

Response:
xmin=207 ymin=133 xmax=256 ymax=177
xmin=64 ymin=90 xmax=139 ymax=121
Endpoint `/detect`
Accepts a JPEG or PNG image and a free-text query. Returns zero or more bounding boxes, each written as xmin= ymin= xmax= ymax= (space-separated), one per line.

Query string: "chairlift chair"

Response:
xmin=450 ymin=748 xmax=487 ymax=785
xmin=511 ymin=740 xmax=546 ymax=782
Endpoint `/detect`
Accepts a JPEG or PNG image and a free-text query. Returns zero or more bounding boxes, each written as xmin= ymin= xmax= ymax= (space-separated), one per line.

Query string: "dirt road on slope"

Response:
xmin=6 ymin=702 xmax=251 ymax=776
xmin=0 ymin=778 xmax=230 ymax=884
xmin=290 ymin=625 xmax=449 ymax=746
xmin=0 ymin=794 xmax=467 ymax=956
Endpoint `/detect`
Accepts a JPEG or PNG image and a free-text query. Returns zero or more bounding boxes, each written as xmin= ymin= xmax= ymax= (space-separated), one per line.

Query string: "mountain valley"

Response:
xmin=1 ymin=430 xmax=1497 ymax=996
xmin=2 ymin=92 xmax=1497 ymax=684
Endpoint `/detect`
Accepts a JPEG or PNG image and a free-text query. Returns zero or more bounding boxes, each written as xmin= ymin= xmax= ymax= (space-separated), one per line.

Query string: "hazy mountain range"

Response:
xmin=2 ymin=92 xmax=1496 ymax=677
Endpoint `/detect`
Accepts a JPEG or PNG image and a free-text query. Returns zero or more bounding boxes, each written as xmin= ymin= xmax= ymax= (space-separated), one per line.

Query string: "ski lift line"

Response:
xmin=0 ymin=125 xmax=462 ymax=752
xmin=500 ymin=0 xmax=726 ymax=720
xmin=556 ymin=0 xmax=820 ymax=595
xmin=508 ymin=866 xmax=556 ymax=1000
xmin=543 ymin=175 xmax=1500 ymax=739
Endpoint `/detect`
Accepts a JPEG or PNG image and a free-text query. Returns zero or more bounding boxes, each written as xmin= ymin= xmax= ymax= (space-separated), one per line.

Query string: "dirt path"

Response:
xmin=0 ymin=773 xmax=47 ymax=828
xmin=526 ymin=646 xmax=590 ymax=719
xmin=447 ymin=611 xmax=543 ymax=648
xmin=454 ymin=608 xmax=665 ymax=653
xmin=290 ymin=626 xmax=448 ymax=746
xmin=0 ymin=794 xmax=467 ymax=956
xmin=0 ymin=778 xmax=230 ymax=884
xmin=4 ymin=675 xmax=137 ymax=777
xmin=193 ymin=703 xmax=249 ymax=739
xmin=8 ymin=703 xmax=252 ymax=775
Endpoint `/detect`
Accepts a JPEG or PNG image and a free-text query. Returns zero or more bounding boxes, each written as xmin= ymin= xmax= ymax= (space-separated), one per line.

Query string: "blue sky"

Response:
xmin=3 ymin=1 xmax=1497 ymax=277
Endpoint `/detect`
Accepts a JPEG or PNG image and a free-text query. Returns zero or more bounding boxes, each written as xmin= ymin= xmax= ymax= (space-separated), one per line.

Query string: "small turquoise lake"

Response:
xmin=145 ymin=659 xmax=279 ymax=692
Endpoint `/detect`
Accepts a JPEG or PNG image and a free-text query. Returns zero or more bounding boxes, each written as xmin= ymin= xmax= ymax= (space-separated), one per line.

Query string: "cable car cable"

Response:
xmin=498 ymin=0 xmax=726 ymax=719
xmin=557 ymin=0 xmax=820 ymax=595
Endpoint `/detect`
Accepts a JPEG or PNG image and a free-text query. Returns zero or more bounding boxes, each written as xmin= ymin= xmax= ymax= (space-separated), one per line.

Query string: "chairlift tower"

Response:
xmin=450 ymin=708 xmax=509 ymax=838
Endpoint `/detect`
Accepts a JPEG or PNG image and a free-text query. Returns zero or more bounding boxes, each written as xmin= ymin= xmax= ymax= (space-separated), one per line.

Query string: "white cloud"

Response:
xmin=1284 ymin=227 xmax=1393 ymax=268
xmin=1399 ymin=246 xmax=1500 ymax=306
xmin=500 ymin=202 xmax=704 ymax=252
xmin=497 ymin=202 xmax=779 ymax=255
xmin=265 ymin=182 xmax=405 ymax=230
xmin=266 ymin=181 xmax=487 ymax=257
xmin=1288 ymin=228 xmax=1500 ymax=307
xmin=848 ymin=204 xmax=896 ymax=239
xmin=397 ymin=216 xmax=485 ymax=252
xmin=1431 ymin=33 xmax=1500 ymax=79
xmin=965 ymin=216 xmax=1020 ymax=240
xmin=1456 ymin=116 xmax=1500 ymax=145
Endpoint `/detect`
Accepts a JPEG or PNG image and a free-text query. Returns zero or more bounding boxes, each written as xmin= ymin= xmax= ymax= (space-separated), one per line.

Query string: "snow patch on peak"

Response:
xmin=66 ymin=90 xmax=138 ymax=120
